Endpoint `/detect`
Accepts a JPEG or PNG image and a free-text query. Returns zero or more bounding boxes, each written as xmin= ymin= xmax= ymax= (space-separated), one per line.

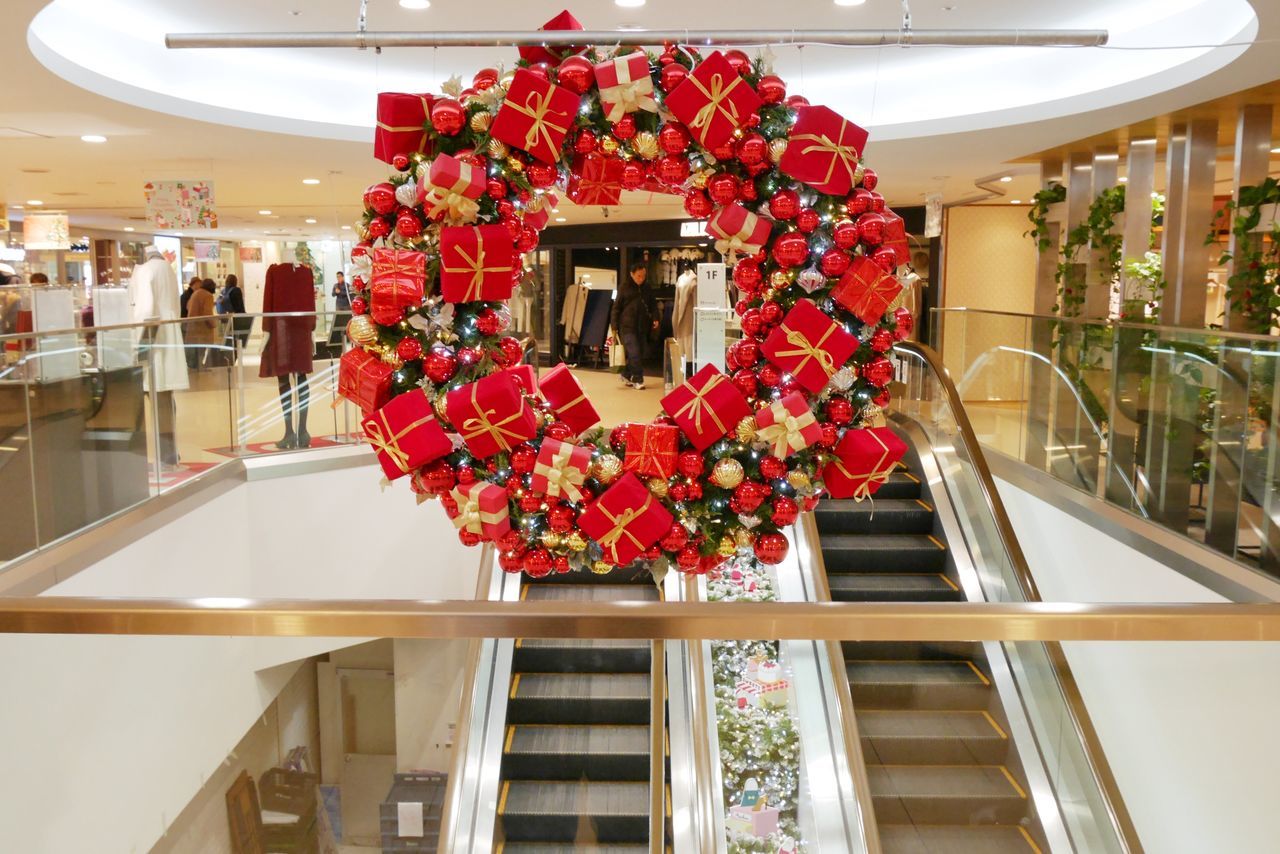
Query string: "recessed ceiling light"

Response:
xmin=80 ymin=134 xmax=107 ymax=143
xmin=555 ymin=217 xmax=567 ymax=222
xmin=1010 ymin=199 xmax=1022 ymax=204
xmin=305 ymin=218 xmax=317 ymax=224
xmin=11 ymin=205 xmax=23 ymax=210
xmin=341 ymin=225 xmax=352 ymax=230
xmin=399 ymin=0 xmax=430 ymax=8
xmin=302 ymin=178 xmax=320 ymax=185
xmin=123 ymin=227 xmax=135 ymax=232
xmin=999 ymin=176 xmax=1012 ymax=183
xmin=1119 ymin=176 xmax=1128 ymax=183
xmin=615 ymin=0 xmax=645 ymax=7
xmin=26 ymin=200 xmax=43 ymax=206
xmin=834 ymin=0 xmax=867 ymax=6
xmin=173 ymin=232 xmax=183 ymax=237
xmin=1271 ymin=147 xmax=1280 ymax=154
xmin=259 ymin=210 xmax=272 ymax=215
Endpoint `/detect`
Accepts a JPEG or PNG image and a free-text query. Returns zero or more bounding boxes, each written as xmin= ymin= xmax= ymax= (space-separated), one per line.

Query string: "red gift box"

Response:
xmin=763 ymin=299 xmax=859 ymax=394
xmin=823 ymin=426 xmax=907 ymax=500
xmin=779 ymin=105 xmax=869 ymax=197
xmin=622 ymin=422 xmax=679 ymax=479
xmin=665 ymin=51 xmax=762 ymax=151
xmin=491 ymin=69 xmax=580 ymax=164
xmin=419 ymin=153 xmax=485 ymax=223
xmin=595 ymin=51 xmax=657 ymax=122
xmin=832 ymin=255 xmax=903 ymax=325
xmin=754 ymin=392 xmax=822 ymax=459
xmin=445 ymin=372 xmax=538 ymax=458
xmin=531 ymin=437 xmax=591 ymax=502
xmin=369 ymin=249 xmax=426 ymax=325
xmin=523 ymin=192 xmax=558 ymax=231
xmin=504 ymin=364 xmax=538 ymax=396
xmin=339 ymin=348 xmax=393 ymax=413
xmin=578 ymin=472 xmax=675 ymax=566
xmin=439 ymin=225 xmax=515 ymax=303
xmin=882 ymin=210 xmax=910 ymax=268
xmin=568 ymin=153 xmax=624 ymax=207
xmin=661 ymin=364 xmax=751 ymax=451
xmin=540 ymin=363 xmax=600 ymax=434
xmin=707 ymin=203 xmax=772 ymax=258
xmin=374 ymin=93 xmax=435 ymax=164
xmin=362 ymin=391 xmax=452 ymax=480
xmin=447 ymin=481 xmax=511 ymax=541
xmin=518 ymin=10 xmax=586 ymax=66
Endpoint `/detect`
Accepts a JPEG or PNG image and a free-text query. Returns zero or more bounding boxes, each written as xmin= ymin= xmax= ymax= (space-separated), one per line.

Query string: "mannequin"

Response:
xmin=512 ymin=266 xmax=538 ymax=332
xmin=260 ymin=261 xmax=316 ymax=448
xmin=560 ymin=276 xmax=589 ymax=364
xmin=129 ymin=246 xmax=189 ymax=467
xmin=673 ymin=263 xmax=697 ymax=369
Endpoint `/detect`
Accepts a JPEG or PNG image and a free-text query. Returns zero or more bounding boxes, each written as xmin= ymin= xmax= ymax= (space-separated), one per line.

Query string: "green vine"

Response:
xmin=1026 ymin=182 xmax=1066 ymax=252
xmin=1209 ymin=177 xmax=1280 ymax=334
xmin=1054 ymin=186 xmax=1125 ymax=316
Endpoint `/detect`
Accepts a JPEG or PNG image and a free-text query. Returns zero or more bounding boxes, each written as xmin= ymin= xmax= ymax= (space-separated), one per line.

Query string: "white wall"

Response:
xmin=395 ymin=638 xmax=469 ymax=774
xmin=0 ymin=456 xmax=481 ymax=854
xmin=996 ymin=478 xmax=1280 ymax=854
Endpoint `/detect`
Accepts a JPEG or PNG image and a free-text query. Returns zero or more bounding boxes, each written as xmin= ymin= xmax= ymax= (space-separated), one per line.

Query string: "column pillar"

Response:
xmin=1161 ymin=118 xmax=1219 ymax=328
xmin=1119 ymin=139 xmax=1158 ymax=315
xmin=1027 ymin=157 xmax=1063 ymax=471
xmin=1084 ymin=147 xmax=1119 ymax=319
xmin=1157 ymin=126 xmax=1187 ymax=325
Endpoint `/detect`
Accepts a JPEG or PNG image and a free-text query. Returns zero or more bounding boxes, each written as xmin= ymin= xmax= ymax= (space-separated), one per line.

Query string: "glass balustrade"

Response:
xmin=936 ymin=308 xmax=1280 ymax=577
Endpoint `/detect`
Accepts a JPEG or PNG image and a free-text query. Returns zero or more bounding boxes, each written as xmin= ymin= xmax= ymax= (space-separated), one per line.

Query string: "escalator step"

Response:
xmin=868 ymin=764 xmax=1028 ymax=825
xmin=499 ymin=781 xmax=649 ymax=843
xmin=503 ymin=725 xmax=651 ymax=780
xmin=880 ymin=823 xmax=1041 ymax=853
xmin=865 ymin=470 xmax=924 ymax=499
xmin=499 ymin=846 xmax=652 ymax=854
xmin=514 ymin=639 xmax=651 ymax=674
xmin=814 ymin=499 xmax=936 ymax=534
xmin=829 ymin=573 xmax=959 ymax=602
xmin=508 ymin=673 xmax=650 ymax=725
xmin=859 ymin=710 xmax=1008 ymax=765
xmin=820 ymin=534 xmax=947 ymax=573
xmin=847 ymin=660 xmax=991 ymax=710
xmin=842 ymin=641 xmax=986 ymax=663
xmin=523 ymin=584 xmax=660 ymax=602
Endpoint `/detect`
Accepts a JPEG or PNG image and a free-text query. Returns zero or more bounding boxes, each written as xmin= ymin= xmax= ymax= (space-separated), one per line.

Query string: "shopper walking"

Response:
xmin=611 ymin=260 xmax=657 ymax=390
xmin=332 ymin=271 xmax=351 ymax=311
xmin=184 ymin=278 xmax=218 ymax=370
xmin=220 ymin=274 xmax=250 ymax=361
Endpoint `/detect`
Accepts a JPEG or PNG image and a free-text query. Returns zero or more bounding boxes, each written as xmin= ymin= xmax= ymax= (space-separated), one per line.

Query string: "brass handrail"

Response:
xmin=897 ymin=340 xmax=1145 ymax=852
xmin=933 ymin=306 xmax=1280 ymax=346
xmin=1 ymin=598 xmax=1278 ymax=640
xmin=649 ymin=639 xmax=666 ymax=854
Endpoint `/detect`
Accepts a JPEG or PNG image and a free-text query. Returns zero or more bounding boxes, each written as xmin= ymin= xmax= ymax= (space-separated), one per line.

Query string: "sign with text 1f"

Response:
xmin=696 ymin=262 xmax=727 ymax=309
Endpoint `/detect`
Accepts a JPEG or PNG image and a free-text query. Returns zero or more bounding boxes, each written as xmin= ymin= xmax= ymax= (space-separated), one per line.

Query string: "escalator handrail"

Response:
xmin=897 ymin=341 xmax=1144 ymax=853
xmin=933 ymin=306 xmax=1280 ymax=345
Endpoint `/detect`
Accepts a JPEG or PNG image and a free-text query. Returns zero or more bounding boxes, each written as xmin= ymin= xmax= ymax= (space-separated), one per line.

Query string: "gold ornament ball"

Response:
xmin=692 ymin=170 xmax=711 ymax=190
xmin=591 ymin=560 xmax=614 ymax=575
xmin=487 ymin=138 xmax=509 ymax=160
xmin=733 ymin=527 xmax=754 ymax=548
xmin=761 ymin=287 xmax=777 ymax=301
xmin=432 ymin=394 xmax=452 ymax=428
xmin=565 ymin=531 xmax=588 ymax=552
xmin=505 ymin=155 xmax=525 ymax=174
xmin=770 ymin=269 xmax=793 ymax=288
xmin=346 ymin=314 xmax=378 ymax=346
xmin=735 ymin=416 xmax=758 ymax=443
xmin=500 ymin=70 xmax=517 ymax=88
xmin=633 ymin=131 xmax=659 ymax=160
xmin=768 ymin=138 xmax=789 ymax=163
xmin=854 ymin=163 xmax=866 ymax=186
xmin=711 ymin=458 xmax=745 ymax=489
xmin=469 ymin=112 xmax=493 ymax=133
xmin=592 ymin=454 xmax=623 ymax=484
xmin=541 ymin=531 xmax=563 ymax=550
xmin=717 ymin=535 xmax=737 ymax=557
xmin=526 ymin=194 xmax=547 ymax=214
xmin=599 ymin=136 xmax=620 ymax=156
xmin=648 ymin=477 xmax=670 ymax=498
xmin=787 ymin=470 xmax=811 ymax=491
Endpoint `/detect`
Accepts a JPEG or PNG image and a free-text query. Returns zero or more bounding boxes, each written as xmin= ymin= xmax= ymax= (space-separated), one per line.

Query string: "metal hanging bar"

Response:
xmin=164 ymin=28 xmax=1109 ymax=50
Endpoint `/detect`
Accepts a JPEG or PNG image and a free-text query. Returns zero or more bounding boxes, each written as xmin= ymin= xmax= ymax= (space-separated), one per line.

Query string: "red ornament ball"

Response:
xmin=658 ymin=123 xmax=691 ymax=155
xmin=553 ymin=555 xmax=571 ymax=574
xmin=547 ymin=503 xmax=576 ymax=532
xmin=771 ymin=232 xmax=810 ymax=268
xmin=350 ymin=296 xmax=367 ymax=316
xmin=660 ymin=523 xmax=689 ymax=551
xmin=516 ymin=226 xmax=540 ymax=253
xmin=499 ymin=336 xmax=525 ymax=365
xmin=621 ymin=161 xmax=647 ymax=190
xmin=396 ymin=337 xmax=423 ymax=362
xmin=458 ymin=529 xmax=483 ymax=547
xmin=733 ymin=338 xmax=761 ymax=368
xmin=858 ymin=212 xmax=887 ymax=246
xmin=457 ymin=464 xmax=477 ymax=485
xmin=575 ymin=130 xmax=598 ymax=154
xmin=526 ymin=162 xmax=558 ymax=189
xmin=711 ymin=140 xmax=737 ymax=162
xmin=424 ymin=349 xmax=458 ymax=384
xmin=473 ymin=67 xmax=499 ymax=90
xmin=820 ymin=248 xmax=851 ymax=278
xmin=832 ymin=220 xmax=860 ymax=250
xmin=499 ymin=548 xmax=526 ymax=573
xmin=736 ymin=133 xmax=769 ymax=167
xmin=544 ymin=421 xmax=573 ymax=441
xmin=757 ymin=74 xmax=787 ymax=104
xmin=395 ymin=211 xmax=422 ymax=237
xmin=707 ymin=173 xmax=740 ymax=206
xmin=495 ymin=199 xmax=516 ymax=218
xmin=366 ymin=217 xmax=392 ymax=239
xmin=759 ymin=299 xmax=785 ymax=326
xmin=660 ymin=63 xmax=688 ymax=93
xmin=486 ymin=177 xmax=509 ymax=200
xmin=365 ymin=182 xmax=397 ymax=215
xmin=754 ymin=532 xmax=789 ymax=565
xmin=758 ymin=364 xmax=782 ymax=387
xmin=826 ymin=397 xmax=854 ymax=425
xmin=684 ymin=190 xmax=713 ymax=219
xmin=846 ymin=188 xmax=874 ymax=217
xmin=391 ymin=153 xmax=411 ymax=172
xmin=870 ymin=327 xmax=895 ymax=354
xmin=784 ymin=94 xmax=810 ymax=108
xmin=457 ymin=346 xmax=482 ymax=366
xmin=863 ymin=355 xmax=894 ymax=386
xmin=759 ymin=455 xmax=787 ymax=480
xmin=739 ymin=180 xmax=758 ymax=202
xmin=740 ymin=308 xmax=765 ymax=337
xmin=418 ymin=458 xmax=456 ymax=494
xmin=475 ymin=308 xmax=501 ymax=337
xmin=894 ymin=307 xmax=915 ymax=341
xmin=519 ymin=492 xmax=543 ymax=513
xmin=861 ymin=167 xmax=879 ymax=191
xmin=771 ymin=496 xmax=800 ymax=527
xmin=796 ymin=208 xmax=820 ymax=234
xmin=657 ymin=154 xmax=691 ymax=186
xmin=609 ymin=424 xmax=629 ymax=451
xmin=556 ymin=55 xmax=594 ymax=94
xmin=685 ymin=481 xmax=703 ymax=501
xmin=612 ymin=114 xmax=638 ymax=141
xmin=732 ymin=259 xmax=763 ymax=291
xmin=672 ymin=451 xmax=700 ymax=479
xmin=524 ymin=549 xmax=553 ymax=578
xmin=872 ymin=246 xmax=900 ymax=273
xmin=818 ymin=421 xmax=838 ymax=448
xmin=724 ymin=49 xmax=752 ymax=75
xmin=676 ymin=545 xmax=701 ymax=572
xmin=525 ymin=63 xmax=551 ymax=82
xmin=510 ymin=445 xmax=537 ymax=475
xmin=769 ymin=189 xmax=801 ymax=221
xmin=732 ymin=368 xmax=759 ymax=398
xmin=669 ymin=483 xmax=688 ymax=502
xmin=430 ymin=98 xmax=465 ymax=136
xmin=874 ymin=389 xmax=892 ymax=407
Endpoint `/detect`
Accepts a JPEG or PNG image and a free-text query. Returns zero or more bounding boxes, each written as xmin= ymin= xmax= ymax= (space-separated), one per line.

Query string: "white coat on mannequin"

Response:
xmin=129 ymin=249 xmax=189 ymax=392
xmin=673 ymin=267 xmax=697 ymax=360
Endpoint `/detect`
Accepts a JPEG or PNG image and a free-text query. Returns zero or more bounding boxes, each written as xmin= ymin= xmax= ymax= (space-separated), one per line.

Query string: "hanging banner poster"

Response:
xmin=144 ymin=180 xmax=217 ymax=230
xmin=194 ymin=240 xmax=221 ymax=262
xmin=23 ymin=212 xmax=71 ymax=250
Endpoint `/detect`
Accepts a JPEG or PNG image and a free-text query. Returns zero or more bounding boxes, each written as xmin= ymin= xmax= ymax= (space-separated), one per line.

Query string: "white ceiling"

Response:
xmin=2 ymin=0 xmax=1278 ymax=242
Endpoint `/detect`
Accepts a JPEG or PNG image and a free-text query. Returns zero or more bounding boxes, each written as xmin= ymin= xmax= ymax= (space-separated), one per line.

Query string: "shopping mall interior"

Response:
xmin=2 ymin=1 xmax=1280 ymax=852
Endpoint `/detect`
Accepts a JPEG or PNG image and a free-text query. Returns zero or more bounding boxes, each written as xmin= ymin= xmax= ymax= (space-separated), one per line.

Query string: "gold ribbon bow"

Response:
xmin=599 ymin=55 xmax=657 ymax=122
xmin=506 ymin=88 xmax=572 ymax=162
xmin=365 ymin=407 xmax=436 ymax=473
xmin=596 ymin=493 xmax=653 ymax=560
xmin=443 ymin=234 xmax=509 ymax=302
xmin=672 ymin=373 xmax=727 ymax=437
xmin=449 ymin=483 xmax=508 ymax=534
xmin=376 ymin=95 xmax=432 ymax=155
xmin=791 ymin=121 xmax=861 ymax=189
xmin=828 ymin=429 xmax=894 ymax=501
xmin=687 ymin=72 xmax=744 ymax=145
xmin=423 ymin=164 xmax=482 ymax=223
xmin=458 ymin=384 xmax=527 ymax=453
xmin=756 ymin=403 xmax=818 ymax=459
xmin=533 ymin=441 xmax=586 ymax=502
xmin=773 ymin=325 xmax=838 ymax=382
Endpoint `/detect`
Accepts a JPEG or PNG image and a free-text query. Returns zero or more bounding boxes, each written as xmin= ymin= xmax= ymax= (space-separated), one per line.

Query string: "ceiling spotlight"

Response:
xmin=1271 ymin=147 xmax=1280 ymax=154
xmin=259 ymin=210 xmax=272 ymax=215
xmin=341 ymin=225 xmax=352 ymax=230
xmin=1119 ymin=176 xmax=1128 ymax=183
xmin=834 ymin=0 xmax=867 ymax=6
xmin=1010 ymin=199 xmax=1022 ymax=204
xmin=615 ymin=0 xmax=646 ymax=7
xmin=80 ymin=134 xmax=107 ymax=143
xmin=399 ymin=0 xmax=430 ymax=8
xmin=123 ymin=226 xmax=135 ymax=232
xmin=555 ymin=217 xmax=567 ymax=222
xmin=999 ymin=176 xmax=1012 ymax=183
xmin=26 ymin=200 xmax=43 ymax=206
xmin=302 ymin=178 xmax=320 ymax=185
xmin=305 ymin=218 xmax=317 ymax=224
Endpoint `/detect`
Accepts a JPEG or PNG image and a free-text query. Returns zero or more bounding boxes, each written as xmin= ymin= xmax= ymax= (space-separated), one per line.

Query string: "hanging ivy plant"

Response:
xmin=1054 ymin=186 xmax=1126 ymax=316
xmin=1209 ymin=177 xmax=1280 ymax=334
xmin=1025 ymin=182 xmax=1066 ymax=252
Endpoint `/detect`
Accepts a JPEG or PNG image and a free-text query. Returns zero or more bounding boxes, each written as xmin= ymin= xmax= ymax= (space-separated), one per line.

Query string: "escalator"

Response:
xmin=817 ymin=444 xmax=1048 ymax=853
xmin=494 ymin=564 xmax=668 ymax=852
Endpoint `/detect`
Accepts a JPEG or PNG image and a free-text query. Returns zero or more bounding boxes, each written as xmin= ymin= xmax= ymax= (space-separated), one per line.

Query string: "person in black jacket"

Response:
xmin=219 ymin=274 xmax=251 ymax=361
xmin=611 ymin=260 xmax=657 ymax=390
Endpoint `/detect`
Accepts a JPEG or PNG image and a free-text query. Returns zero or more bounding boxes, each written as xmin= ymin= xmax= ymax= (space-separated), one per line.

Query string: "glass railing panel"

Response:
xmin=0 ymin=353 xmax=40 ymax=563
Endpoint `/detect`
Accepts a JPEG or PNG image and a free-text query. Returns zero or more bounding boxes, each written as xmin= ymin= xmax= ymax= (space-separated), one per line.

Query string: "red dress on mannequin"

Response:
xmin=259 ymin=263 xmax=316 ymax=377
